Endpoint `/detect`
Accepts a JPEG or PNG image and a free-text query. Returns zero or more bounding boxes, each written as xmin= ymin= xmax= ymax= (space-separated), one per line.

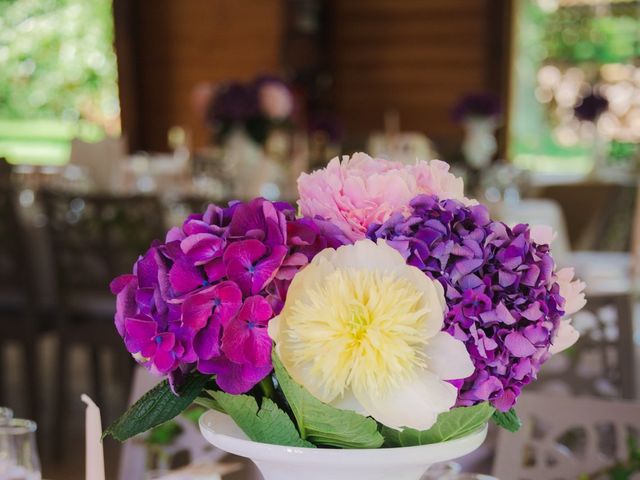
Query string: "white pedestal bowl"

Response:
xmin=199 ymin=410 xmax=488 ymax=480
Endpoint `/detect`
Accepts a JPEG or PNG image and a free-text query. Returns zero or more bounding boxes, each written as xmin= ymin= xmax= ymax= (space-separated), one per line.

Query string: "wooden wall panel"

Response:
xmin=124 ymin=0 xmax=284 ymax=151
xmin=329 ymin=0 xmax=503 ymax=148
xmin=115 ymin=0 xmax=508 ymax=153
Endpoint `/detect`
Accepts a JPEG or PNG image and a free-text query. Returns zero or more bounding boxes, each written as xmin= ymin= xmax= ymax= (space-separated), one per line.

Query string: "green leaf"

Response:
xmin=380 ymin=403 xmax=495 ymax=447
xmin=182 ymin=405 xmax=207 ymax=425
xmin=194 ymin=390 xmax=226 ymax=414
xmin=210 ymin=391 xmax=314 ymax=448
xmin=491 ymin=408 xmax=522 ymax=433
xmin=104 ymin=373 xmax=209 ymax=441
xmin=145 ymin=420 xmax=183 ymax=446
xmin=272 ymin=352 xmax=384 ymax=449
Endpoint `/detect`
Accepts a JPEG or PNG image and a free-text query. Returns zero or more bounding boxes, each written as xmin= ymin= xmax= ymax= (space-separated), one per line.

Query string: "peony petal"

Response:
xmin=424 ymin=332 xmax=475 ymax=380
xmin=355 ymin=370 xmax=458 ymax=430
xmin=329 ymin=390 xmax=368 ymax=415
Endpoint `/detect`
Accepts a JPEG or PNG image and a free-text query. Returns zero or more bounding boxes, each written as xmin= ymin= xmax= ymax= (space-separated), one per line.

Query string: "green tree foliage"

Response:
xmin=0 ymin=0 xmax=119 ymax=133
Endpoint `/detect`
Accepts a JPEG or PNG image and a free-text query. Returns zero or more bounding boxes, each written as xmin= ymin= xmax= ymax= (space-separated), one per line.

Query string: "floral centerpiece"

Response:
xmin=206 ymin=75 xmax=294 ymax=148
xmin=106 ymin=154 xmax=585 ymax=479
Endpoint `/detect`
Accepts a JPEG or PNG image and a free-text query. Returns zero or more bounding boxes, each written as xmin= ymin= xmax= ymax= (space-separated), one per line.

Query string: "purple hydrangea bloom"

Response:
xmin=368 ymin=195 xmax=565 ymax=411
xmin=111 ymin=198 xmax=341 ymax=394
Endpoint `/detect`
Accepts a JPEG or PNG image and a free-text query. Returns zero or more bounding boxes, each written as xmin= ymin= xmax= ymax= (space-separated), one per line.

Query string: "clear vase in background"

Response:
xmin=461 ymin=117 xmax=498 ymax=171
xmin=0 ymin=419 xmax=41 ymax=480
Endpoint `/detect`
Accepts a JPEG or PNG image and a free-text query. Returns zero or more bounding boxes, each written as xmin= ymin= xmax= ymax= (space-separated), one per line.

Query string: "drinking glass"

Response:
xmin=0 ymin=419 xmax=41 ymax=480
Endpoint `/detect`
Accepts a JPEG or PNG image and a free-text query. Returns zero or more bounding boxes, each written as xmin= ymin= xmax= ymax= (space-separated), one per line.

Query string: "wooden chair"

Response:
xmin=493 ymin=393 xmax=640 ymax=479
xmin=40 ymin=190 xmax=165 ymax=457
xmin=535 ymin=293 xmax=635 ymax=400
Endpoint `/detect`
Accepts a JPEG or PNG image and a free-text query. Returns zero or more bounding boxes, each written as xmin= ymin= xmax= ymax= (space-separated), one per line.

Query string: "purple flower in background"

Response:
xmin=207 ymin=82 xmax=259 ymax=125
xmin=368 ymin=195 xmax=564 ymax=411
xmin=308 ymin=113 xmax=343 ymax=143
xmin=452 ymin=93 xmax=501 ymax=123
xmin=110 ymin=198 xmax=339 ymax=394
xmin=574 ymin=91 xmax=608 ymax=122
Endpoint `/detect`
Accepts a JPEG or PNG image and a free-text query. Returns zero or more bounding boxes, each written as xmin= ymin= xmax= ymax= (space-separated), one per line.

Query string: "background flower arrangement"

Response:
xmin=105 ymin=153 xmax=585 ymax=450
xmin=206 ymin=75 xmax=294 ymax=147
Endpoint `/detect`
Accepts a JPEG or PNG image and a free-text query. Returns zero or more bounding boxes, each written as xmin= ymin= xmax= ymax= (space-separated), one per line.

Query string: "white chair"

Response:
xmin=117 ymin=367 xmax=227 ymax=480
xmin=497 ymin=198 xmax=637 ymax=399
xmin=493 ymin=393 xmax=640 ymax=480
xmin=497 ymin=198 xmax=571 ymax=265
xmin=69 ymin=137 xmax=127 ymax=192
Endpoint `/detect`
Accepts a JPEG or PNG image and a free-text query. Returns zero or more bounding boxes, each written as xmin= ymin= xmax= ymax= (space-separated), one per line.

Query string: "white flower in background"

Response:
xmin=268 ymin=239 xmax=474 ymax=430
xmin=549 ymin=267 xmax=586 ymax=354
xmin=529 ymin=225 xmax=586 ymax=355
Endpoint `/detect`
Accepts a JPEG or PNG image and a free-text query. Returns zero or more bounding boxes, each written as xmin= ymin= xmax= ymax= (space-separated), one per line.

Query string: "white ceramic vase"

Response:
xmin=199 ymin=410 xmax=488 ymax=480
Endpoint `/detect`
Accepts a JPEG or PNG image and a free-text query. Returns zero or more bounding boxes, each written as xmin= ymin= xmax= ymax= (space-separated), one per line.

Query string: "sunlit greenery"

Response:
xmin=509 ymin=0 xmax=640 ymax=174
xmin=0 ymin=0 xmax=119 ymax=165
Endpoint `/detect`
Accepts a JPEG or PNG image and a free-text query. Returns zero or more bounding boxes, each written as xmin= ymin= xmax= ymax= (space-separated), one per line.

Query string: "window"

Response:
xmin=0 ymin=0 xmax=120 ymax=165
xmin=508 ymin=0 xmax=640 ymax=174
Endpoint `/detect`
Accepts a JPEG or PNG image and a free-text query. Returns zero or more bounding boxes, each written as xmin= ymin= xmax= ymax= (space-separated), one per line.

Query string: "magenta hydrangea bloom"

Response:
xmin=111 ymin=198 xmax=341 ymax=394
xmin=368 ymin=195 xmax=565 ymax=411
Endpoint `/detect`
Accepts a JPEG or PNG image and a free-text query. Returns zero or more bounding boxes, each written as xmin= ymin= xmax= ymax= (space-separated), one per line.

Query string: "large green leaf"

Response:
xmin=210 ymin=391 xmax=314 ymax=448
xmin=272 ymin=353 xmax=384 ymax=449
xmin=194 ymin=390 xmax=226 ymax=414
xmin=104 ymin=373 xmax=209 ymax=441
xmin=380 ymin=402 xmax=494 ymax=447
xmin=491 ymin=408 xmax=522 ymax=432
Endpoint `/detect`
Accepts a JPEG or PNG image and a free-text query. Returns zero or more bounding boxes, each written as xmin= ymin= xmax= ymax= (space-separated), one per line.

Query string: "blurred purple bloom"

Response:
xmin=452 ymin=93 xmax=501 ymax=123
xmin=207 ymin=82 xmax=259 ymax=125
xmin=574 ymin=91 xmax=608 ymax=122
xmin=308 ymin=113 xmax=343 ymax=143
xmin=368 ymin=194 xmax=564 ymax=411
xmin=111 ymin=198 xmax=339 ymax=394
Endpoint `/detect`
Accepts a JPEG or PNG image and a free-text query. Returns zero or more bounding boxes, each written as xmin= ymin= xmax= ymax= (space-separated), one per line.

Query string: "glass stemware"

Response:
xmin=0 ymin=419 xmax=41 ymax=480
xmin=0 ymin=407 xmax=13 ymax=421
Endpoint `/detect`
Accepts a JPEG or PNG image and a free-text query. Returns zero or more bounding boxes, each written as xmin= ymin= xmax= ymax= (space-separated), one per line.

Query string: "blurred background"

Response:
xmin=0 ymin=0 xmax=639 ymax=479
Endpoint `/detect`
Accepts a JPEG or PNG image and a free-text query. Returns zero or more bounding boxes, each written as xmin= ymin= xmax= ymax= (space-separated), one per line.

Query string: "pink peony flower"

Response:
xmin=297 ymin=153 xmax=473 ymax=241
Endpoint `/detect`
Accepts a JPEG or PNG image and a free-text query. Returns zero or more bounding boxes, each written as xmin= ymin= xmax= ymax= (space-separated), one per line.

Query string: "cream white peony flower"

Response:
xmin=268 ymin=239 xmax=474 ymax=430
